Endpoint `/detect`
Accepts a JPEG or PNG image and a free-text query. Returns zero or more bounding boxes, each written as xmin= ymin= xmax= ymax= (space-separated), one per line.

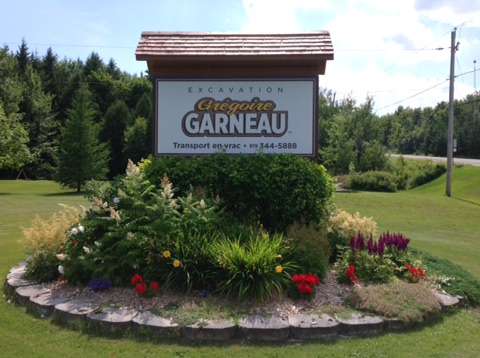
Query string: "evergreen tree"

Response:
xmin=102 ymin=100 xmax=130 ymax=177
xmin=16 ymin=39 xmax=30 ymax=76
xmin=0 ymin=105 xmax=32 ymax=171
xmin=41 ymin=47 xmax=58 ymax=95
xmin=124 ymin=117 xmax=150 ymax=162
xmin=0 ymin=47 xmax=23 ymax=116
xmin=57 ymin=85 xmax=109 ymax=192
xmin=134 ymin=92 xmax=152 ymax=119
xmin=106 ymin=58 xmax=121 ymax=79
xmin=84 ymin=52 xmax=104 ymax=76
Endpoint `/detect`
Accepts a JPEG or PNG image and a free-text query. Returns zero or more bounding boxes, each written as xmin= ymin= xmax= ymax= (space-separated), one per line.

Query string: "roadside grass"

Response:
xmin=1 ymin=178 xmax=480 ymax=357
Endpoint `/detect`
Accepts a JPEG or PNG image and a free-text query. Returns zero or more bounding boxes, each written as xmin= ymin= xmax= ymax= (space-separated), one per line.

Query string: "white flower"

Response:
xmin=94 ymin=241 xmax=101 ymax=247
xmin=103 ymin=201 xmax=109 ymax=208
xmin=56 ymin=253 xmax=67 ymax=261
xmin=78 ymin=225 xmax=85 ymax=233
xmin=58 ymin=265 xmax=64 ymax=275
xmin=113 ymin=197 xmax=120 ymax=204
xmin=83 ymin=246 xmax=92 ymax=254
xmin=199 ymin=199 xmax=206 ymax=209
xmin=71 ymin=227 xmax=79 ymax=235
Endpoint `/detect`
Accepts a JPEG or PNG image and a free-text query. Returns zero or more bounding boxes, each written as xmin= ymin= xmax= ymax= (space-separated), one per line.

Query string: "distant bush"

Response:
xmin=286 ymin=223 xmax=330 ymax=279
xmin=350 ymin=281 xmax=441 ymax=322
xmin=348 ymin=171 xmax=398 ymax=192
xmin=389 ymin=157 xmax=446 ymax=189
xmin=144 ymin=154 xmax=334 ymax=232
xmin=23 ymin=205 xmax=85 ymax=282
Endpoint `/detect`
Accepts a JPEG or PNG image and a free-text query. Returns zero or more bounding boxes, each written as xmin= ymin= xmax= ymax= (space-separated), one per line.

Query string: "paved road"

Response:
xmin=391 ymin=154 xmax=480 ymax=167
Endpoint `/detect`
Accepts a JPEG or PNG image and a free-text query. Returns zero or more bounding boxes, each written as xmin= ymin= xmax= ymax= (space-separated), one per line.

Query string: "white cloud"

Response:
xmin=240 ymin=0 xmax=477 ymax=114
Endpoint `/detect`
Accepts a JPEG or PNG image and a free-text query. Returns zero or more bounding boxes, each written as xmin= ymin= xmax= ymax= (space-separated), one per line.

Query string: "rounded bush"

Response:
xmin=144 ymin=154 xmax=334 ymax=232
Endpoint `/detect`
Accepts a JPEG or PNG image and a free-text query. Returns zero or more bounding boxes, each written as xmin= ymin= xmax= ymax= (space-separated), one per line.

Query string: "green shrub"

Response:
xmin=209 ymin=232 xmax=295 ymax=301
xmin=24 ymin=251 xmax=59 ymax=282
xmin=286 ymin=223 xmax=330 ymax=278
xmin=412 ymin=249 xmax=480 ymax=305
xmin=348 ymin=171 xmax=397 ymax=192
xmin=388 ymin=157 xmax=446 ymax=190
xmin=144 ymin=154 xmax=334 ymax=232
xmin=349 ymin=281 xmax=441 ymax=322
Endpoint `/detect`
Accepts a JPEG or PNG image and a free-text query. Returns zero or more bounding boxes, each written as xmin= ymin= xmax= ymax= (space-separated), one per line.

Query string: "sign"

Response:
xmin=155 ymin=78 xmax=317 ymax=156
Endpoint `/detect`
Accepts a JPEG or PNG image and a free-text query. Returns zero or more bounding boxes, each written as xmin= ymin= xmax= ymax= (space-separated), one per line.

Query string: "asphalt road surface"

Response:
xmin=391 ymin=154 xmax=480 ymax=167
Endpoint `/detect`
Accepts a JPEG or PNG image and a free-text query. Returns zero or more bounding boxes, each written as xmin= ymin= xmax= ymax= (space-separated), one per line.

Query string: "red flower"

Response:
xmin=405 ymin=264 xmax=426 ymax=281
xmin=131 ymin=274 xmax=144 ymax=286
xmin=150 ymin=281 xmax=160 ymax=294
xmin=135 ymin=282 xmax=148 ymax=296
xmin=305 ymin=274 xmax=321 ymax=287
xmin=297 ymin=282 xmax=313 ymax=295
xmin=346 ymin=264 xmax=359 ymax=285
xmin=292 ymin=274 xmax=306 ymax=284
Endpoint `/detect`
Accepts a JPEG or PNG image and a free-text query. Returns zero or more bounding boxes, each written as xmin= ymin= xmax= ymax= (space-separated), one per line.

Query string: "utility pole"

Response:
xmin=446 ymin=28 xmax=456 ymax=197
xmin=474 ymin=60 xmax=479 ymax=120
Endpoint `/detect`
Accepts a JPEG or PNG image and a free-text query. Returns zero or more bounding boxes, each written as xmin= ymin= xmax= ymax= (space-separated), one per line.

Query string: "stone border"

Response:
xmin=3 ymin=263 xmax=462 ymax=343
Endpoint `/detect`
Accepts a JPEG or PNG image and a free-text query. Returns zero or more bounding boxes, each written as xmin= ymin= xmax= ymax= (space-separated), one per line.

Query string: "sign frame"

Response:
xmin=153 ymin=77 xmax=319 ymax=157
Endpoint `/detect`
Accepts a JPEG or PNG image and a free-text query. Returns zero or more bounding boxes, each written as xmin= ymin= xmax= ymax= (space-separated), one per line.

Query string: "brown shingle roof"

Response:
xmin=135 ymin=32 xmax=334 ymax=61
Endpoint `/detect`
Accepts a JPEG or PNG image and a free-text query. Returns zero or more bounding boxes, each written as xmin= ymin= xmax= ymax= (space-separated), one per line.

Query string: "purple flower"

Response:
xmin=88 ymin=278 xmax=112 ymax=292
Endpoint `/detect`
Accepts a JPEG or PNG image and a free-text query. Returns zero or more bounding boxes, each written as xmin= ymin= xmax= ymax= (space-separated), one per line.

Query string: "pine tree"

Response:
xmin=84 ymin=52 xmax=104 ymax=76
xmin=57 ymin=85 xmax=109 ymax=192
xmin=16 ymin=39 xmax=30 ymax=76
xmin=124 ymin=117 xmax=150 ymax=162
xmin=41 ymin=47 xmax=58 ymax=95
xmin=102 ymin=100 xmax=129 ymax=177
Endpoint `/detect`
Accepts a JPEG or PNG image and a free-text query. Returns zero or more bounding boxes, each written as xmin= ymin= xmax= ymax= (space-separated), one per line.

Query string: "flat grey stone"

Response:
xmin=87 ymin=307 xmax=138 ymax=336
xmin=53 ymin=299 xmax=99 ymax=328
xmin=434 ymin=291 xmax=460 ymax=308
xmin=132 ymin=311 xmax=180 ymax=338
xmin=239 ymin=315 xmax=290 ymax=342
xmin=7 ymin=265 xmax=27 ymax=280
xmin=28 ymin=291 xmax=71 ymax=318
xmin=14 ymin=284 xmax=50 ymax=306
xmin=7 ymin=276 xmax=35 ymax=288
xmin=337 ymin=313 xmax=384 ymax=336
xmin=289 ymin=314 xmax=339 ymax=340
xmin=183 ymin=319 xmax=237 ymax=341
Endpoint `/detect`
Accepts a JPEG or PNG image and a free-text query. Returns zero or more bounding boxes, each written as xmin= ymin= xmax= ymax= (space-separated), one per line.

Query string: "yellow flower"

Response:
xmin=275 ymin=265 xmax=284 ymax=273
xmin=173 ymin=259 xmax=182 ymax=268
xmin=162 ymin=250 xmax=171 ymax=259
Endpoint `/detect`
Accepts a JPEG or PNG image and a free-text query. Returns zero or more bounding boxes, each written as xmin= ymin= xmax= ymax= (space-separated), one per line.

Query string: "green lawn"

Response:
xmin=1 ymin=175 xmax=480 ymax=357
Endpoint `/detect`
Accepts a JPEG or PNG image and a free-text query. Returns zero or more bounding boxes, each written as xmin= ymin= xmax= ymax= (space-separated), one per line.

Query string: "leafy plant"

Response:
xmin=286 ymin=223 xmax=330 ymax=278
xmin=209 ymin=232 xmax=295 ymax=301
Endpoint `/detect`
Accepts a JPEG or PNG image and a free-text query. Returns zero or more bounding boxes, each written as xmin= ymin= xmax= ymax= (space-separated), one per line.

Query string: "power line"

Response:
xmin=375 ymin=79 xmax=449 ymax=112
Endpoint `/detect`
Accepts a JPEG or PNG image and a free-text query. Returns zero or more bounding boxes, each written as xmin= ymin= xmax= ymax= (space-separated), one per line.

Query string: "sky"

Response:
xmin=1 ymin=0 xmax=480 ymax=114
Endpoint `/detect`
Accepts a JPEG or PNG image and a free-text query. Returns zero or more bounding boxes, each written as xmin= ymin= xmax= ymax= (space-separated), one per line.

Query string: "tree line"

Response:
xmin=318 ymin=89 xmax=480 ymax=175
xmin=1 ymin=41 xmax=479 ymax=187
xmin=0 ymin=40 xmax=153 ymax=183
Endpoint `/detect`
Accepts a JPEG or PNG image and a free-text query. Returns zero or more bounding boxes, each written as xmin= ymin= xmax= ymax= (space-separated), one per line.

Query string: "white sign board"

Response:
xmin=155 ymin=79 xmax=316 ymax=155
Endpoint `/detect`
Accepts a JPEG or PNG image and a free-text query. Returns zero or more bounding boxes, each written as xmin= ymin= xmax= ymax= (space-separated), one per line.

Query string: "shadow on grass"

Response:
xmin=40 ymin=191 xmax=84 ymax=197
xmin=453 ymin=196 xmax=480 ymax=208
xmin=0 ymin=193 xmax=12 ymax=196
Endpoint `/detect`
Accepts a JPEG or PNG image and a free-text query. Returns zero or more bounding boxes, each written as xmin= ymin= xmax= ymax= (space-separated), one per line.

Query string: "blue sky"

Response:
xmin=2 ymin=0 xmax=480 ymax=114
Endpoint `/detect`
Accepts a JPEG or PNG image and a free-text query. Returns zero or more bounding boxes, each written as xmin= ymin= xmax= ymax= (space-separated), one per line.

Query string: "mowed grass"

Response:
xmin=1 ymin=177 xmax=480 ymax=357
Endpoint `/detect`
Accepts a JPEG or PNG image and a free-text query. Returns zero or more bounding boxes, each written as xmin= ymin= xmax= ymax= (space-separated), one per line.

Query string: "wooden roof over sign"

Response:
xmin=136 ymin=32 xmax=334 ymax=75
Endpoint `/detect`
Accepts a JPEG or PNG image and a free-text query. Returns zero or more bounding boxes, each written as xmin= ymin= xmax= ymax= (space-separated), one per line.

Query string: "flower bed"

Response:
xmin=10 ymin=158 xmax=475 ymax=343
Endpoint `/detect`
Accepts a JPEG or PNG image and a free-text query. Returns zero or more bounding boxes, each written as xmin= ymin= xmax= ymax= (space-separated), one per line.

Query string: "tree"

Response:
xmin=0 ymin=105 xmax=32 ymax=171
xmin=84 ymin=52 xmax=104 ymax=76
xmin=16 ymin=39 xmax=30 ymax=76
xmin=124 ymin=117 xmax=150 ymax=162
xmin=102 ymin=100 xmax=130 ymax=177
xmin=57 ymin=85 xmax=109 ymax=192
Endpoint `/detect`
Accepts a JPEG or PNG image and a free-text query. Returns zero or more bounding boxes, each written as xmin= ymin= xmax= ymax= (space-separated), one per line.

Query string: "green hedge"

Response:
xmin=348 ymin=171 xmax=398 ymax=192
xmin=144 ymin=154 xmax=334 ymax=232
